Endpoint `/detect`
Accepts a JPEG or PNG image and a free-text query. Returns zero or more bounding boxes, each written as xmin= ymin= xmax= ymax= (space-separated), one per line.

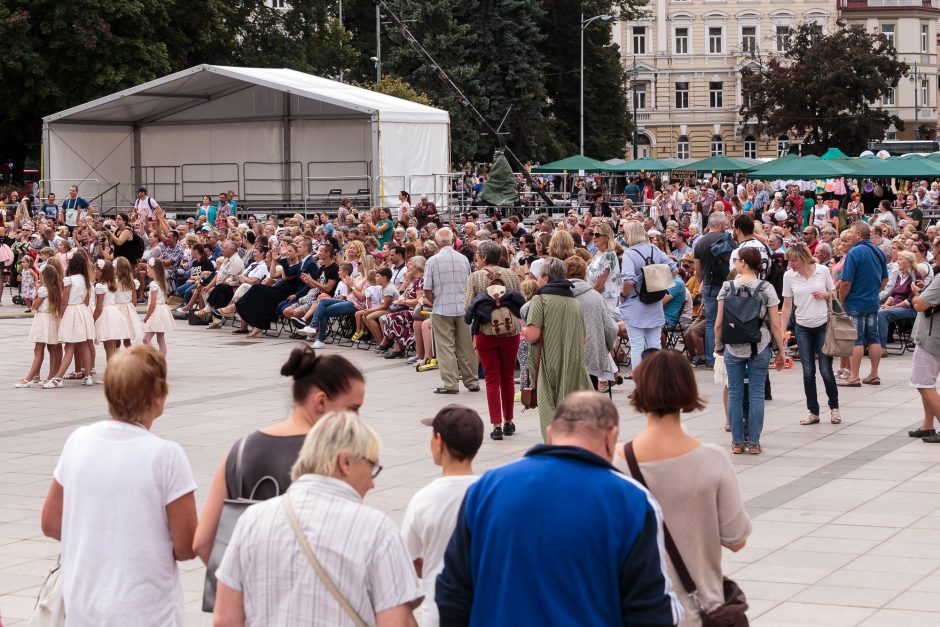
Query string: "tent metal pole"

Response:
xmin=283 ymin=96 xmax=292 ymax=203
xmin=133 ymin=124 xmax=142 ymax=192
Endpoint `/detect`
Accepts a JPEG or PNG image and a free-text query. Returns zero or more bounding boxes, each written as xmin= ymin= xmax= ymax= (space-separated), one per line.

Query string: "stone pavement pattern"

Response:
xmin=0 ymin=318 xmax=939 ymax=626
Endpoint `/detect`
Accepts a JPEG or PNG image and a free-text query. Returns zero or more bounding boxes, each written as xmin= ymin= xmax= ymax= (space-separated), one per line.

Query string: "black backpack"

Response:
xmin=708 ymin=233 xmax=736 ymax=286
xmin=130 ymin=232 xmax=146 ymax=262
xmin=721 ymin=279 xmax=767 ymax=356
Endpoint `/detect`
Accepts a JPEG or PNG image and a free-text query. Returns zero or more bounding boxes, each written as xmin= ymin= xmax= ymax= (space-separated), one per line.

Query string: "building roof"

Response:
xmin=44 ymin=65 xmax=450 ymax=125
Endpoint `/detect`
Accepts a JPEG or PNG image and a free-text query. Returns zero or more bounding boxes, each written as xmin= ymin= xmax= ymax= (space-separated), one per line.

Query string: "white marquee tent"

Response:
xmin=42 ymin=64 xmax=451 ymax=211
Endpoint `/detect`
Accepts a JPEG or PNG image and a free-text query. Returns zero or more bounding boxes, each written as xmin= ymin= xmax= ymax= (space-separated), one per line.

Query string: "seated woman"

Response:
xmin=297 ymin=262 xmax=367 ymax=348
xmin=381 ymin=255 xmax=426 ymax=359
xmin=878 ymin=250 xmax=921 ymax=351
xmin=215 ymin=239 xmax=301 ymax=337
xmin=205 ymin=244 xmax=270 ymax=329
xmin=282 ymin=242 xmax=340 ymax=325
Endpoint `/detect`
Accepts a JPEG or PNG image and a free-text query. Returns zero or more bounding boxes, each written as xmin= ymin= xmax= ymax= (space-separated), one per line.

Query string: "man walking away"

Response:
xmin=436 ymin=391 xmax=681 ymax=627
xmin=694 ymin=212 xmax=732 ymax=367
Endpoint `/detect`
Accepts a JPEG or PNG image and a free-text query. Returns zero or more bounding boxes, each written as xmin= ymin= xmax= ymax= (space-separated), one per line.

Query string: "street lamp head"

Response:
xmin=600 ymin=14 xmax=612 ymax=21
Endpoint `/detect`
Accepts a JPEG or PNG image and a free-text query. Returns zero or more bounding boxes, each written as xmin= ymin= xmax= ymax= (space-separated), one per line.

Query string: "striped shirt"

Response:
xmin=216 ymin=474 xmax=421 ymax=626
xmin=423 ymin=246 xmax=471 ymax=316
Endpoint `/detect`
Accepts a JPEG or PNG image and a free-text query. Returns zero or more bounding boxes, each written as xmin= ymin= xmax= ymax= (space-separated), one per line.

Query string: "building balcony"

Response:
xmin=838 ymin=0 xmax=940 ymax=11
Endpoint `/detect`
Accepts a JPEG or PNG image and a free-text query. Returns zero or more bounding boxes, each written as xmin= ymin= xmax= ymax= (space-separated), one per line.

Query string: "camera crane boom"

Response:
xmin=372 ymin=0 xmax=554 ymax=208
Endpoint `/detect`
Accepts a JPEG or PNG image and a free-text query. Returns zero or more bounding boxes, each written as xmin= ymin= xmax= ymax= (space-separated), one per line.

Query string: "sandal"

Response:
xmin=837 ymin=377 xmax=861 ymax=387
xmin=42 ymin=378 xmax=63 ymax=389
xmin=862 ymin=375 xmax=881 ymax=386
xmin=247 ymin=328 xmax=262 ymax=338
xmin=748 ymin=443 xmax=762 ymax=455
xmin=624 ymin=372 xmax=634 ymax=380
xmin=800 ymin=414 xmax=820 ymax=425
xmin=731 ymin=443 xmax=744 ymax=454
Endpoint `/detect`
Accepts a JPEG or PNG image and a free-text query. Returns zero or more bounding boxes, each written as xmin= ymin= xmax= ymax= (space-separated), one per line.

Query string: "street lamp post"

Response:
xmin=910 ymin=62 xmax=920 ymax=140
xmin=376 ymin=4 xmax=382 ymax=84
xmin=631 ymin=56 xmax=638 ymax=160
xmin=580 ymin=13 xmax=612 ymax=155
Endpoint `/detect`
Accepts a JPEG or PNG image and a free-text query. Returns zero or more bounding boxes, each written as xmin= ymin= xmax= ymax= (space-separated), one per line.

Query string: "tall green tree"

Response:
xmin=740 ymin=24 xmax=908 ymax=155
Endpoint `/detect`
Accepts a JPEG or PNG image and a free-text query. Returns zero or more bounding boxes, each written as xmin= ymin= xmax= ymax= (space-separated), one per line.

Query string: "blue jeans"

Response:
xmin=702 ymin=285 xmax=721 ymax=366
xmin=176 ymin=282 xmax=197 ymax=300
xmin=725 ymin=345 xmax=771 ymax=446
xmin=877 ymin=307 xmax=916 ymax=348
xmin=795 ymin=323 xmax=839 ymax=416
xmin=310 ymin=299 xmax=357 ymax=341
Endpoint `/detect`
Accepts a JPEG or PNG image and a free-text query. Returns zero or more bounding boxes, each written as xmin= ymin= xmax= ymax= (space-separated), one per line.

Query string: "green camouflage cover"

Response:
xmin=479 ymin=152 xmax=519 ymax=207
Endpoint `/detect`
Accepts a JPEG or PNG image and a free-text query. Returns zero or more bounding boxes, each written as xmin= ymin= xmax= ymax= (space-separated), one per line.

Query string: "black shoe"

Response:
xmin=384 ymin=349 xmax=405 ymax=359
xmin=490 ymin=426 xmax=504 ymax=440
xmin=503 ymin=421 xmax=516 ymax=436
xmin=466 ymin=386 xmax=481 ymax=392
xmin=923 ymin=433 xmax=940 ymax=443
xmin=433 ymin=387 xmax=459 ymax=395
xmin=909 ymin=428 xmax=936 ymax=438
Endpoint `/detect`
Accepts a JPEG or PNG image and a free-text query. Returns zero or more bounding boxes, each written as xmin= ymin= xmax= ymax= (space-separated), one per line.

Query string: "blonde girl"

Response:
xmin=93 ymin=260 xmax=127 ymax=361
xmin=46 ymin=253 xmax=96 ymax=388
xmin=114 ymin=257 xmax=143 ymax=347
xmin=55 ymin=238 xmax=71 ymax=268
xmin=16 ymin=265 xmax=63 ymax=388
xmin=19 ymin=255 xmax=39 ymax=309
xmin=143 ymin=259 xmax=175 ymax=355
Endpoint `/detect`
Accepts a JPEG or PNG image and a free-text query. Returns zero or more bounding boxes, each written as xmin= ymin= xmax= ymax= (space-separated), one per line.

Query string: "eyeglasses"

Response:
xmin=360 ymin=457 xmax=383 ymax=478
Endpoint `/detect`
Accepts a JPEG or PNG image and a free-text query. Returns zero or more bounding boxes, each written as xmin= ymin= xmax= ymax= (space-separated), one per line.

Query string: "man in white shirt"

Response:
xmin=134 ymin=187 xmax=161 ymax=225
xmin=402 ymin=405 xmax=483 ymax=627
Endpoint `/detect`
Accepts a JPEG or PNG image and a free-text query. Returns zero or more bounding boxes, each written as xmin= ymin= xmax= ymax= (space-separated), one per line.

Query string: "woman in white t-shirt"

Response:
xmin=780 ymin=242 xmax=841 ymax=426
xmin=40 ymin=345 xmax=197 ymax=627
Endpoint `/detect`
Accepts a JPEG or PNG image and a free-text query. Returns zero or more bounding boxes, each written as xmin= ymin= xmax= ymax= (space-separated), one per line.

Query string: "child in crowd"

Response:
xmin=365 ymin=267 xmax=399 ymax=351
xmin=19 ymin=255 xmax=38 ymax=310
xmin=402 ymin=404 xmax=483 ymax=627
xmin=15 ymin=264 xmax=63 ymax=388
xmin=37 ymin=247 xmax=54 ymax=271
xmin=516 ymin=279 xmax=539 ymax=390
xmin=45 ymin=251 xmax=95 ymax=388
xmin=142 ymin=258 xmax=175 ymax=356
xmin=351 ymin=269 xmax=380 ymax=341
xmin=114 ymin=257 xmax=143 ymax=347
xmin=93 ymin=260 xmax=127 ymax=362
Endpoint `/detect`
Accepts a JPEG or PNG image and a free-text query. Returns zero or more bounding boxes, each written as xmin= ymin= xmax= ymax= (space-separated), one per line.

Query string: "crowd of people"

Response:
xmin=6 ymin=175 xmax=940 ymax=448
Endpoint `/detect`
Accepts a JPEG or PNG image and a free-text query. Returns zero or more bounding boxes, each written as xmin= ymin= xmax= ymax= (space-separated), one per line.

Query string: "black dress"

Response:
xmin=224 ymin=431 xmax=306 ymax=500
xmin=234 ymin=259 xmax=299 ymax=329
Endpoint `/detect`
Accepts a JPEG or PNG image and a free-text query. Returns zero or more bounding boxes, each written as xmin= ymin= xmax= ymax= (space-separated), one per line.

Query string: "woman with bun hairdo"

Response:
xmin=193 ymin=346 xmax=365 ymax=564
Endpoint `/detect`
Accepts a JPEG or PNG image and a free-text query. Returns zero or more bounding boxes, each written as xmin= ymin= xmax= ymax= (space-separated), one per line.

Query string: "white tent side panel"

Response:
xmin=290 ymin=119 xmax=372 ymax=199
xmin=377 ymin=121 xmax=450 ymax=207
xmin=140 ymin=122 xmax=282 ymax=201
xmin=46 ymin=124 xmax=134 ymax=204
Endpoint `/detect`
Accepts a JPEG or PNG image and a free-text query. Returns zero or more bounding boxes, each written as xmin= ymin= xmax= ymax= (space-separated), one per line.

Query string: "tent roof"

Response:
xmin=748 ymin=155 xmax=858 ymax=179
xmin=684 ymin=155 xmax=755 ymax=174
xmin=43 ymin=65 xmax=450 ymax=125
xmin=855 ymin=156 xmax=940 ymax=178
xmin=530 ymin=154 xmax=612 ymax=173
xmin=820 ymin=147 xmax=850 ymax=160
xmin=606 ymin=156 xmax=674 ymax=173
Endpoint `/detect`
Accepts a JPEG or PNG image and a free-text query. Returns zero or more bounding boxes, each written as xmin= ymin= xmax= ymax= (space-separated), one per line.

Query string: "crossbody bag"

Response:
xmin=520 ymin=295 xmax=544 ymax=409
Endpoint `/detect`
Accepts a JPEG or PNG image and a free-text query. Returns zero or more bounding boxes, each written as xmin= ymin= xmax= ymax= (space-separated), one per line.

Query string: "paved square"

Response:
xmin=1 ymin=318 xmax=939 ymax=626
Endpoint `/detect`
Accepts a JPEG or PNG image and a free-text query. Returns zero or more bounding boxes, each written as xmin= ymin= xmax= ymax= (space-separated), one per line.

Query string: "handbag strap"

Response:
xmin=283 ymin=494 xmax=368 ymax=627
xmin=531 ymin=295 xmax=546 ymax=386
xmin=234 ymin=435 xmax=248 ymax=499
xmin=623 ymin=441 xmax=706 ymax=610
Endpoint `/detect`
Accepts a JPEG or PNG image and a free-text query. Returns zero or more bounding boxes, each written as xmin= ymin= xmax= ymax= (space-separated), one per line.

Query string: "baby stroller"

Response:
xmin=0 ymin=253 xmax=22 ymax=306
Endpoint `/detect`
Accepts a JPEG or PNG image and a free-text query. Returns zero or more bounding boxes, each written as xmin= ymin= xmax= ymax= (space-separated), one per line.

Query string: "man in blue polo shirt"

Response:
xmin=838 ymin=221 xmax=889 ymax=387
xmin=436 ymin=392 xmax=680 ymax=627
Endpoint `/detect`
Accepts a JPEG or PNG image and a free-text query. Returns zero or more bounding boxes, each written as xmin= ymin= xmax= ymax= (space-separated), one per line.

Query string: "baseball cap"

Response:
xmin=421 ymin=404 xmax=484 ymax=460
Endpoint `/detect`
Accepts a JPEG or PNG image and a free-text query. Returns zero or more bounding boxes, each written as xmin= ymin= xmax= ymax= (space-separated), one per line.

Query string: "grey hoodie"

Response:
xmin=570 ymin=279 xmax=620 ymax=377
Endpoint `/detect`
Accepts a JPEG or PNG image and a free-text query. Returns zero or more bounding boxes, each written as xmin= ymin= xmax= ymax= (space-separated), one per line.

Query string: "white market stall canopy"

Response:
xmin=42 ymin=64 xmax=451 ymax=212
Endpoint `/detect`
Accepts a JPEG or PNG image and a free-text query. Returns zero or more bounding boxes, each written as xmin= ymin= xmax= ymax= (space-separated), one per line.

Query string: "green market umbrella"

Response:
xmin=530 ymin=155 xmax=612 ymax=173
xmin=748 ymin=155 xmax=859 ymax=179
xmin=607 ymin=156 xmax=675 ymax=173
xmin=820 ymin=147 xmax=850 ymax=160
xmin=683 ymin=155 xmax=755 ymax=174
xmin=853 ymin=156 xmax=940 ymax=178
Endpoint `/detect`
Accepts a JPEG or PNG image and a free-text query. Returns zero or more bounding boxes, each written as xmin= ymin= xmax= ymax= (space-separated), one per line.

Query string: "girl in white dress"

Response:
xmin=46 ymin=253 xmax=96 ymax=388
xmin=114 ymin=257 xmax=143 ymax=347
xmin=93 ymin=260 xmax=128 ymax=362
xmin=16 ymin=265 xmax=64 ymax=388
xmin=82 ymin=250 xmax=99 ymax=381
xmin=143 ymin=259 xmax=174 ymax=355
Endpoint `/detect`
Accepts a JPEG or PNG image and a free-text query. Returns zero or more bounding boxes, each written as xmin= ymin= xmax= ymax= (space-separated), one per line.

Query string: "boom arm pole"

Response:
xmin=373 ymin=0 xmax=554 ymax=207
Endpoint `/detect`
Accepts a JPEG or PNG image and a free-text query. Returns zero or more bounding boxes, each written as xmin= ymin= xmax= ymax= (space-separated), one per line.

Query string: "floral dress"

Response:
xmin=20 ymin=266 xmax=38 ymax=300
xmin=382 ymin=275 xmax=424 ymax=347
xmin=586 ymin=250 xmax=622 ymax=316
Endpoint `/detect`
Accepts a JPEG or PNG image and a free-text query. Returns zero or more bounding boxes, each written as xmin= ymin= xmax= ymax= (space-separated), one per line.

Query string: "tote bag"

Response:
xmin=27 ymin=561 xmax=65 ymax=627
xmin=822 ymin=300 xmax=857 ymax=357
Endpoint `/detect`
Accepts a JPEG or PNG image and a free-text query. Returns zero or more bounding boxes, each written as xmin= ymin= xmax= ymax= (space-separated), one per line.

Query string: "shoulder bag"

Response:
xmin=623 ymin=442 xmax=749 ymax=627
xmin=822 ymin=299 xmax=857 ymax=357
xmin=202 ymin=435 xmax=282 ymax=612
xmin=284 ymin=494 xmax=368 ymax=627
xmin=27 ymin=559 xmax=64 ymax=627
xmin=521 ymin=296 xmax=544 ymax=409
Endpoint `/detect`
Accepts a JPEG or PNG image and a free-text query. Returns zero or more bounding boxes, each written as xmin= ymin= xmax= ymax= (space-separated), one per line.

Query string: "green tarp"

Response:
xmin=479 ymin=152 xmax=519 ymax=207
xmin=852 ymin=157 xmax=940 ymax=178
xmin=748 ymin=155 xmax=858 ymax=179
xmin=820 ymin=147 xmax=850 ymax=160
xmin=530 ymin=154 xmax=612 ymax=173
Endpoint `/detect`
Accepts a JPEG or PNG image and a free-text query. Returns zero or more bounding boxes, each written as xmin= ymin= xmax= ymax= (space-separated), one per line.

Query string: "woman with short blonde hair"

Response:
xmin=291 ymin=411 xmax=381 ymax=479
xmin=622 ymin=220 xmax=649 ymax=247
xmin=548 ymin=229 xmax=575 ymax=260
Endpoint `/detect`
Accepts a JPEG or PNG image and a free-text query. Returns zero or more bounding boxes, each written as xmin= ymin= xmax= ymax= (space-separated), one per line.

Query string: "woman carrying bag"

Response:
xmin=780 ymin=243 xmax=843 ymax=426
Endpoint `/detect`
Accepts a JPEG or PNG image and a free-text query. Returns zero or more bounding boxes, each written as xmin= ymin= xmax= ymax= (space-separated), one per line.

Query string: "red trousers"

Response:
xmin=475 ymin=333 xmax=521 ymax=425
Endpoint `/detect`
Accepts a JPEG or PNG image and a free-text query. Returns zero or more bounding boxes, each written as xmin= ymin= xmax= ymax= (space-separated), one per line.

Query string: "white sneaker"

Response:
xmin=415 ymin=359 xmax=426 ymax=367
xmin=83 ymin=376 xmax=94 ymax=387
xmin=310 ymin=340 xmax=326 ymax=349
xmin=299 ymin=325 xmax=317 ymax=335
xmin=406 ymin=356 xmax=418 ymax=365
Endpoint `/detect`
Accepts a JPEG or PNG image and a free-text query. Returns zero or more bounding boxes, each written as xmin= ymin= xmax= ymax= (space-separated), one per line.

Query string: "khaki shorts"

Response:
xmin=910 ymin=346 xmax=940 ymax=389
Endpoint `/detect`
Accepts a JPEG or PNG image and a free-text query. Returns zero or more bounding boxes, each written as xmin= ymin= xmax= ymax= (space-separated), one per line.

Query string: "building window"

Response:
xmin=677 ymin=136 xmax=690 ymax=160
xmin=675 ymin=82 xmax=690 ymax=109
xmin=709 ymin=82 xmax=723 ymax=108
xmin=710 ymin=135 xmax=725 ymax=156
xmin=271 ymin=0 xmax=287 ymax=7
xmin=776 ymin=25 xmax=791 ymax=52
xmin=922 ymin=23 xmax=930 ymax=53
xmin=886 ymin=129 xmax=897 ymax=141
xmin=744 ymin=136 xmax=757 ymax=159
xmin=883 ymin=87 xmax=895 ymax=106
xmin=777 ymin=135 xmax=790 ymax=157
xmin=634 ymin=83 xmax=647 ymax=109
xmin=709 ymin=27 xmax=723 ymax=54
xmin=674 ymin=27 xmax=689 ymax=54
xmin=808 ymin=22 xmax=823 ymax=39
xmin=633 ymin=27 xmax=647 ymax=55
xmin=742 ymin=26 xmax=757 ymax=53
xmin=922 ymin=78 xmax=929 ymax=106
xmin=881 ymin=24 xmax=895 ymax=47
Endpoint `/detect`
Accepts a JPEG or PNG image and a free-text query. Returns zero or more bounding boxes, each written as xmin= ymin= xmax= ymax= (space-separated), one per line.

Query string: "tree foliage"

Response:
xmin=740 ymin=24 xmax=909 ymax=155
